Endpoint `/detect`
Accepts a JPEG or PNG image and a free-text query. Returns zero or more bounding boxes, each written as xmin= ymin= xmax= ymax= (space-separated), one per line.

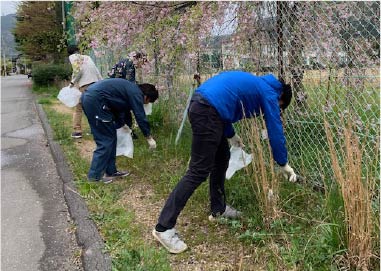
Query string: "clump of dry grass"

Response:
xmin=324 ymin=118 xmax=377 ymax=270
xmin=241 ymin=116 xmax=280 ymax=228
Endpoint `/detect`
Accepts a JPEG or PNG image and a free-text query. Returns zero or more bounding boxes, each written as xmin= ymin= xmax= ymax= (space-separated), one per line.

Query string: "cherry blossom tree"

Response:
xmin=71 ymin=1 xmax=228 ymax=92
xmin=70 ymin=1 xmax=378 ymax=106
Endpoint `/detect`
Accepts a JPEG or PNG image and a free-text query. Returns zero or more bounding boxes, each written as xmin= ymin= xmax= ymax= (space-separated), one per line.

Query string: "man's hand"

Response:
xmin=228 ymin=134 xmax=244 ymax=148
xmin=280 ymin=163 xmax=297 ymax=182
xmin=147 ymin=136 xmax=157 ymax=150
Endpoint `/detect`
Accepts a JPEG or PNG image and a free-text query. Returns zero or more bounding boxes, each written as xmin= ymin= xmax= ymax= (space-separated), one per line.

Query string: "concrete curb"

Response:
xmin=35 ymin=101 xmax=112 ymax=271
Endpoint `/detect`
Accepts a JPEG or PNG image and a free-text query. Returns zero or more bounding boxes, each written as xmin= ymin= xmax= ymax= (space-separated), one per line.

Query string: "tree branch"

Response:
xmin=129 ymin=1 xmax=197 ymax=11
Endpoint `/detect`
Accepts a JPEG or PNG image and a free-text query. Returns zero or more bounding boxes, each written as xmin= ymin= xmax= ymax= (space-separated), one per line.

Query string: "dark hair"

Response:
xmin=280 ymin=82 xmax=292 ymax=110
xmin=138 ymin=83 xmax=159 ymax=103
xmin=67 ymin=45 xmax=79 ymax=55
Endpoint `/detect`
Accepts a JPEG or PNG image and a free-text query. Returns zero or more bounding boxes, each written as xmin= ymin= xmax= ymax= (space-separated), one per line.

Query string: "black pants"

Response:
xmin=157 ymin=97 xmax=230 ymax=229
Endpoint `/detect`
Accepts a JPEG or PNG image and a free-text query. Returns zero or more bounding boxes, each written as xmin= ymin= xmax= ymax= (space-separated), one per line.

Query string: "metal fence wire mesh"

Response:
xmin=89 ymin=1 xmax=380 ymax=184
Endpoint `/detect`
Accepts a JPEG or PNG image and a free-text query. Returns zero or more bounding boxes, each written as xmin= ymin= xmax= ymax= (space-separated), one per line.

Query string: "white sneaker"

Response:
xmin=152 ymin=228 xmax=188 ymax=254
xmin=208 ymin=205 xmax=242 ymax=221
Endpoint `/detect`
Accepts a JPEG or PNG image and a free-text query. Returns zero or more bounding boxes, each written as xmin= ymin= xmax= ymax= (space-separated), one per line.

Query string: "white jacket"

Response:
xmin=69 ymin=54 xmax=103 ymax=87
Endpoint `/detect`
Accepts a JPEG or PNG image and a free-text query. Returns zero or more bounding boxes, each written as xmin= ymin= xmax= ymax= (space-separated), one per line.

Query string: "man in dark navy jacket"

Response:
xmin=81 ymin=78 xmax=158 ymax=183
xmin=152 ymin=71 xmax=297 ymax=254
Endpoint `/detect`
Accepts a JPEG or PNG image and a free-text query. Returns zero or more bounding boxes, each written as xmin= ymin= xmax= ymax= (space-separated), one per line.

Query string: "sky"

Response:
xmin=1 ymin=1 xmax=20 ymax=16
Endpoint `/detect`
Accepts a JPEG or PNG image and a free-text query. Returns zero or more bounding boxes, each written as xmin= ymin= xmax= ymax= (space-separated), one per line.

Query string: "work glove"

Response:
xmin=228 ymin=134 xmax=244 ymax=148
xmin=280 ymin=163 xmax=297 ymax=182
xmin=147 ymin=136 xmax=157 ymax=150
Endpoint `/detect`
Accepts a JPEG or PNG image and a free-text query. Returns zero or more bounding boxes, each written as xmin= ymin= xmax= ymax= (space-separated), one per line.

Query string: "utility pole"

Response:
xmin=2 ymin=36 xmax=8 ymax=76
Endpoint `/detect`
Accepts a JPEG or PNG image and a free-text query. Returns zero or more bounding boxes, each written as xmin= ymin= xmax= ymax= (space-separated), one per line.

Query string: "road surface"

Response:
xmin=1 ymin=75 xmax=82 ymax=271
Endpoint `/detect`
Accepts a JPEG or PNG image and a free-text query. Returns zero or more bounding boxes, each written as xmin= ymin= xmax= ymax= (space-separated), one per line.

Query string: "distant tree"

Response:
xmin=13 ymin=1 xmax=65 ymax=62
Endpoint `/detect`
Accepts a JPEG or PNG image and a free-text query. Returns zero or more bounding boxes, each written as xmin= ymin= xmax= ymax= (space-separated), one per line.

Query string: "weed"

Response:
xmin=38 ymin=98 xmax=52 ymax=105
xmin=240 ymin=115 xmax=280 ymax=228
xmin=324 ymin=117 xmax=377 ymax=269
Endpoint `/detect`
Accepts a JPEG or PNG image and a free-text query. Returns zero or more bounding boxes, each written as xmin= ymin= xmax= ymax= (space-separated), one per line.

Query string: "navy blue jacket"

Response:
xmin=86 ymin=78 xmax=150 ymax=137
xmin=196 ymin=71 xmax=287 ymax=165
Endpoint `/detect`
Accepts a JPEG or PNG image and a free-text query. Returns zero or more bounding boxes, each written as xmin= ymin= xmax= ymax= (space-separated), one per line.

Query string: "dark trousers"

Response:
xmin=81 ymin=93 xmax=117 ymax=180
xmin=157 ymin=98 xmax=230 ymax=229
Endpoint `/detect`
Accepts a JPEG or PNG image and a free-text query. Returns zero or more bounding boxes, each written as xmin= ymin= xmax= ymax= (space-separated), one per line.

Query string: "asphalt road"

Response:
xmin=1 ymin=75 xmax=82 ymax=271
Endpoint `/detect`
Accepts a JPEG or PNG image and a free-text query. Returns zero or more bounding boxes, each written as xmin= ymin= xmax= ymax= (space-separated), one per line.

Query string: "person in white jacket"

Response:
xmin=68 ymin=45 xmax=103 ymax=138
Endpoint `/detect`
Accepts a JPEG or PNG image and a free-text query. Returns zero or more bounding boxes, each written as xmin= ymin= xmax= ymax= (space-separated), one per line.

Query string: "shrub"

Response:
xmin=31 ymin=63 xmax=72 ymax=86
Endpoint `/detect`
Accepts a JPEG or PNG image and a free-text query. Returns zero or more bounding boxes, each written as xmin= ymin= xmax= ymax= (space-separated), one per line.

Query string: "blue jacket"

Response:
xmin=86 ymin=78 xmax=150 ymax=137
xmin=195 ymin=71 xmax=287 ymax=165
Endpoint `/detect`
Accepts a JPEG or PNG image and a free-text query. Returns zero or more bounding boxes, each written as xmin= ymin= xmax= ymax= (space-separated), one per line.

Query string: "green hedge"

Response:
xmin=32 ymin=63 xmax=72 ymax=86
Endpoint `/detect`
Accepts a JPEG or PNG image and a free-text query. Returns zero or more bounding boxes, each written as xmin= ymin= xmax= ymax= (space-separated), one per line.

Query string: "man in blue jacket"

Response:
xmin=152 ymin=71 xmax=297 ymax=253
xmin=81 ymin=78 xmax=158 ymax=183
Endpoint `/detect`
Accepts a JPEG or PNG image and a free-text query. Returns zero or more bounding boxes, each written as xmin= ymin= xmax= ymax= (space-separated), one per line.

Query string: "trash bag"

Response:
xmin=226 ymin=146 xmax=252 ymax=180
xmin=57 ymin=86 xmax=81 ymax=107
xmin=144 ymin=103 xmax=152 ymax=115
xmin=116 ymin=125 xmax=133 ymax=158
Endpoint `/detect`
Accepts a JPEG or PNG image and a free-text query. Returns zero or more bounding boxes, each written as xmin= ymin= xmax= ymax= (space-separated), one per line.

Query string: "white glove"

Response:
xmin=228 ymin=134 xmax=244 ymax=148
xmin=147 ymin=136 xmax=157 ymax=150
xmin=280 ymin=163 xmax=297 ymax=182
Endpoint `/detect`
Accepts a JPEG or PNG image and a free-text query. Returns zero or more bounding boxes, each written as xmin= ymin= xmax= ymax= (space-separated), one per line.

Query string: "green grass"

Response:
xmin=42 ymin=104 xmax=172 ymax=270
xmin=37 ymin=82 xmax=379 ymax=271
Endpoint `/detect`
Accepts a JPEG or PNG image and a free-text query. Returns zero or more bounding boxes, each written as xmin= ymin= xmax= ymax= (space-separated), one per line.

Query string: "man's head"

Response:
xmin=67 ymin=45 xmax=79 ymax=55
xmin=279 ymin=82 xmax=292 ymax=110
xmin=138 ymin=83 xmax=159 ymax=104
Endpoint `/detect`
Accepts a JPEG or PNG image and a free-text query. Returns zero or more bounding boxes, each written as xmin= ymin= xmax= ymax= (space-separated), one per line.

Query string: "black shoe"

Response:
xmin=106 ymin=170 xmax=130 ymax=178
xmin=88 ymin=176 xmax=114 ymax=184
xmin=71 ymin=132 xmax=82 ymax=139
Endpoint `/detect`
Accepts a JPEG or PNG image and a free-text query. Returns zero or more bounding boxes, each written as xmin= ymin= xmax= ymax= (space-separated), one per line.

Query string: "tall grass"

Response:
xmin=324 ymin=118 xmax=377 ymax=270
xmin=241 ymin=116 xmax=280 ymax=228
xmin=39 ymin=80 xmax=379 ymax=269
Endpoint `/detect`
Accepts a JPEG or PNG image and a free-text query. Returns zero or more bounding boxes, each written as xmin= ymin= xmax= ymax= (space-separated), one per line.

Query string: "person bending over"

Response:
xmin=153 ymin=71 xmax=297 ymax=253
xmin=81 ymin=78 xmax=158 ymax=183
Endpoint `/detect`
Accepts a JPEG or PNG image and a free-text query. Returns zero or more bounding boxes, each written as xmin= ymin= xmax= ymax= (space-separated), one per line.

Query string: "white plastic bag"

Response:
xmin=116 ymin=126 xmax=134 ymax=158
xmin=144 ymin=103 xmax=152 ymax=115
xmin=226 ymin=146 xmax=253 ymax=180
xmin=57 ymin=86 xmax=81 ymax=107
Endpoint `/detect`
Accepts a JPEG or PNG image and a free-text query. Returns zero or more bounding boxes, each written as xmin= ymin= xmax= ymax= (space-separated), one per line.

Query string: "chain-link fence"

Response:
xmin=89 ymin=1 xmax=379 ymax=185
